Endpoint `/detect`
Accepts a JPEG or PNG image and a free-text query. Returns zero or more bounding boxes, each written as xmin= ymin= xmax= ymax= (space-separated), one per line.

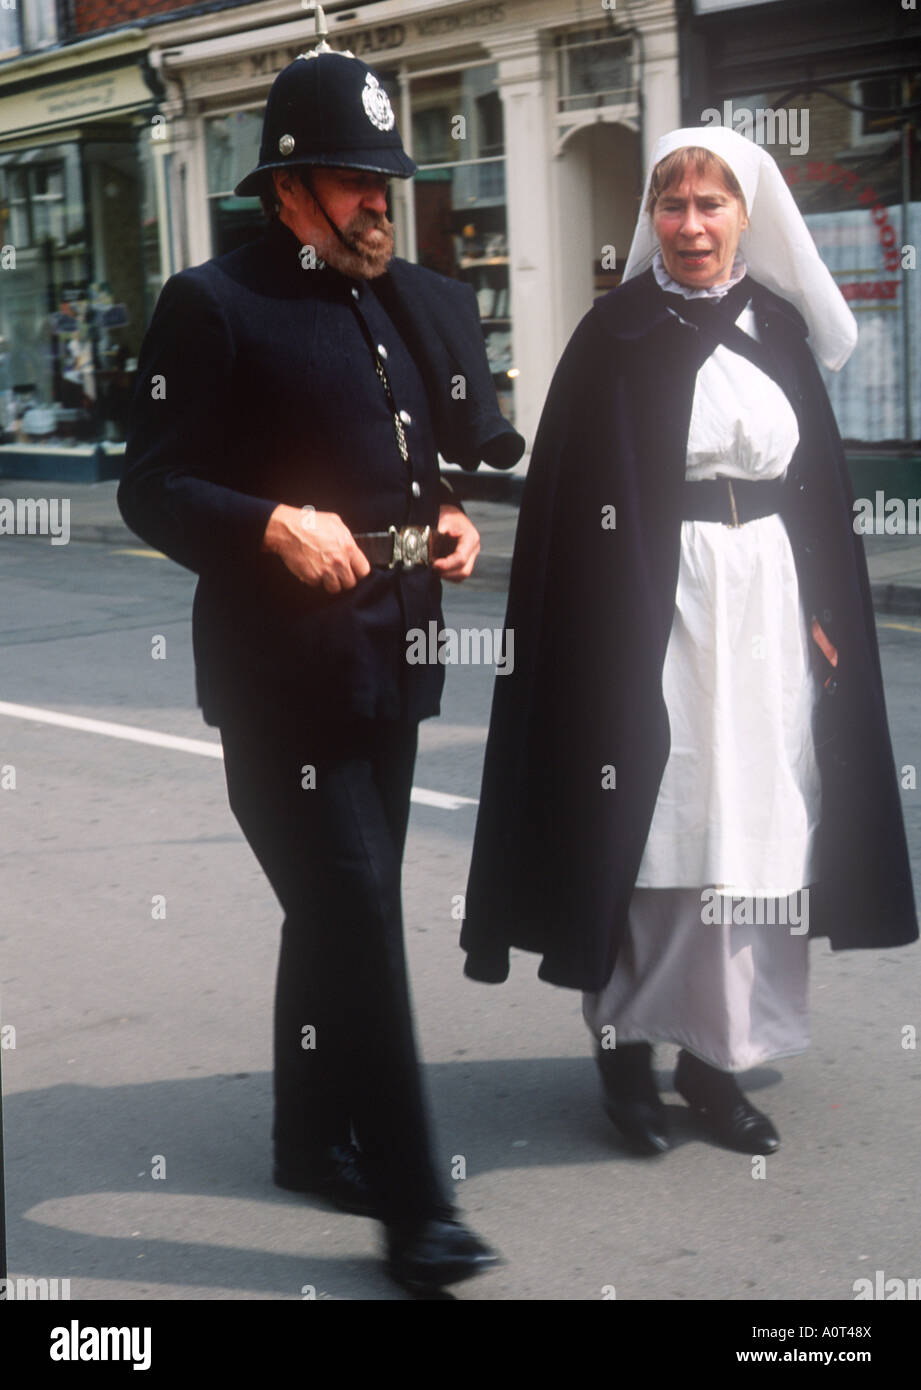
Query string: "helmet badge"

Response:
xmin=278 ymin=134 xmax=295 ymax=156
xmin=362 ymin=73 xmax=395 ymax=132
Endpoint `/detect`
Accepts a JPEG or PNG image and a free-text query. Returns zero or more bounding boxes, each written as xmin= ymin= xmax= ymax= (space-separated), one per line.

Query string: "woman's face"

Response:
xmin=652 ymin=169 xmax=748 ymax=289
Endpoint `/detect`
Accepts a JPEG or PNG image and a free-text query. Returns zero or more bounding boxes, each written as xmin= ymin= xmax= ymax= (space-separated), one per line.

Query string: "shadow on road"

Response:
xmin=3 ymin=1055 xmax=783 ymax=1298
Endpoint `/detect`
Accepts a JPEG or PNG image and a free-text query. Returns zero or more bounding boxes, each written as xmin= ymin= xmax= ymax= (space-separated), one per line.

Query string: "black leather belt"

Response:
xmin=681 ymin=477 xmax=786 ymax=527
xmin=353 ymin=525 xmax=456 ymax=569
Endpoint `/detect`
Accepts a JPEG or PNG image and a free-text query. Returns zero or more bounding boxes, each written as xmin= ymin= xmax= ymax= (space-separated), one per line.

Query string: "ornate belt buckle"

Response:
xmin=388 ymin=524 xmax=431 ymax=569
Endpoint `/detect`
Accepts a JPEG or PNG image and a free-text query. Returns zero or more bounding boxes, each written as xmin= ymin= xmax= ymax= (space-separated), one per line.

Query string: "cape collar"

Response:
xmin=594 ymin=267 xmax=809 ymax=344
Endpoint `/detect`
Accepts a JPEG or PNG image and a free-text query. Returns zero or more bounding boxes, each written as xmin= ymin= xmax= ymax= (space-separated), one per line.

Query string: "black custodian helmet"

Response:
xmin=234 ymin=19 xmax=416 ymax=197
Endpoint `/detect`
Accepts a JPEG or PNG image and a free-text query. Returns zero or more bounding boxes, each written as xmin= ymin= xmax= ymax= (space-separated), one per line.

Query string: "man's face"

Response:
xmin=273 ymin=166 xmax=394 ymax=278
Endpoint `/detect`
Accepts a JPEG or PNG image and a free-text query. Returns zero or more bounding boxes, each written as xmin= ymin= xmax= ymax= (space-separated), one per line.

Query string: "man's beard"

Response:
xmin=319 ymin=209 xmax=394 ymax=279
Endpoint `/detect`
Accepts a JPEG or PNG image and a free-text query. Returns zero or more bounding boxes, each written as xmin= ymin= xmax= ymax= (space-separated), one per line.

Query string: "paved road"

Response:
xmin=1 ymin=513 xmax=919 ymax=1302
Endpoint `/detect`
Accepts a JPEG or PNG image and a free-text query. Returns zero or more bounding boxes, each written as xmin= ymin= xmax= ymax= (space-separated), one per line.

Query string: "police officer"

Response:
xmin=118 ymin=14 xmax=523 ymax=1293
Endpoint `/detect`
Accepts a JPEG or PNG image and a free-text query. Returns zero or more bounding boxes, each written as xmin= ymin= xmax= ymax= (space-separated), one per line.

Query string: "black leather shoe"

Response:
xmin=273 ymin=1143 xmax=379 ymax=1216
xmin=674 ymin=1050 xmax=780 ymax=1154
xmin=596 ymin=1043 xmax=670 ymax=1155
xmin=603 ymin=1096 xmax=671 ymax=1155
xmin=385 ymin=1218 xmax=501 ymax=1293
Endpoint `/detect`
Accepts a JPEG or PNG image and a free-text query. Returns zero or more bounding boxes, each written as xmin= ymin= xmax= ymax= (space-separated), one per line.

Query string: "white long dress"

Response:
xmin=582 ymin=255 xmax=821 ymax=1072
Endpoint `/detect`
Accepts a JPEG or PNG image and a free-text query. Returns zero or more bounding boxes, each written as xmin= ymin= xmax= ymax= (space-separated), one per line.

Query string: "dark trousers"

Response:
xmin=219 ymin=711 xmax=449 ymax=1223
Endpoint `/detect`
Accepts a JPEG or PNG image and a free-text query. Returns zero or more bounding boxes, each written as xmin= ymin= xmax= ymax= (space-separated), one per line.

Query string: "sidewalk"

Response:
xmin=2 ymin=474 xmax=921 ymax=616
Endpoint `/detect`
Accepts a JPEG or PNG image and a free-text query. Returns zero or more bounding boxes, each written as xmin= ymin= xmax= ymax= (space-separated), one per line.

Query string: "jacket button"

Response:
xmin=799 ymin=482 xmax=807 ymax=493
xmin=821 ymin=607 xmax=833 ymax=623
xmin=351 ymin=287 xmax=359 ymax=299
xmin=411 ymin=481 xmax=421 ymax=498
xmin=824 ymin=676 xmax=839 ymax=696
xmin=399 ymin=409 xmax=412 ymax=425
xmin=377 ymin=343 xmax=388 ymax=359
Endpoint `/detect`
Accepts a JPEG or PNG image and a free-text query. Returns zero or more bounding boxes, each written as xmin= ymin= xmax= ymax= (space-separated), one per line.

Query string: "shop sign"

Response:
xmin=330 ymin=4 xmax=506 ymax=52
xmin=192 ymin=5 xmax=508 ymax=90
xmin=838 ymin=278 xmax=901 ymax=307
xmin=784 ymin=160 xmax=905 ymax=273
xmin=413 ymin=4 xmax=506 ymax=38
xmin=0 ymin=66 xmax=152 ymax=138
xmin=244 ymin=25 xmax=407 ymax=69
xmin=339 ymin=24 xmax=406 ymax=57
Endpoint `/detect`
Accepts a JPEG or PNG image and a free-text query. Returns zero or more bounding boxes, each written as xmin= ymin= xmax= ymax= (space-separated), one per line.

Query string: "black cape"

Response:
xmin=461 ymin=269 xmax=918 ymax=992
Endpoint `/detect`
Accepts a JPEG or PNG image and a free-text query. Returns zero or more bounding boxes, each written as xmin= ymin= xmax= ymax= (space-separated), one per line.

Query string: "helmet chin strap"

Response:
xmin=301 ymin=169 xmax=360 ymax=254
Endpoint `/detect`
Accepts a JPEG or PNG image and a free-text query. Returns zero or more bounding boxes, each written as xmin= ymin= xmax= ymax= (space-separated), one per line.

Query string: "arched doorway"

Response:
xmin=555 ymin=120 xmax=641 ymax=344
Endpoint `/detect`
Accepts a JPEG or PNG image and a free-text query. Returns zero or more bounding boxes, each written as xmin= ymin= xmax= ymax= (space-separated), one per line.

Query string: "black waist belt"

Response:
xmin=353 ymin=525 xmax=456 ymax=569
xmin=681 ymin=476 xmax=786 ymax=527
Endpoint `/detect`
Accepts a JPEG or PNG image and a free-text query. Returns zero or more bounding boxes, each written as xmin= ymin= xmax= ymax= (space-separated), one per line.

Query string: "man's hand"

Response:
xmin=262 ymin=503 xmax=370 ymax=594
xmin=433 ymin=503 xmax=480 ymax=582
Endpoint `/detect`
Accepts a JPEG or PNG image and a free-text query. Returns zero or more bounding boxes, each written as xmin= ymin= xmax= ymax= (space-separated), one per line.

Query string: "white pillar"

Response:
xmin=553 ymin=128 xmax=595 ymax=346
xmin=395 ymin=63 xmax=417 ymax=263
xmin=489 ymin=34 xmax=558 ymax=451
xmin=641 ymin=17 xmax=682 ymax=164
xmin=184 ymin=111 xmax=212 ymax=267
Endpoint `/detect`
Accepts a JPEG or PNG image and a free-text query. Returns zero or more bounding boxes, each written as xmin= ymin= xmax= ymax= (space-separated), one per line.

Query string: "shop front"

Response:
xmin=680 ymin=0 xmax=921 ymax=447
xmin=154 ymin=0 xmax=680 ymax=450
xmin=0 ymin=46 xmax=161 ymax=478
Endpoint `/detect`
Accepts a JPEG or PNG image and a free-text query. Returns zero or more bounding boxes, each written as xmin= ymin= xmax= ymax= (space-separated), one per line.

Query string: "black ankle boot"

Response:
xmin=596 ymin=1042 xmax=670 ymax=1155
xmin=674 ymin=1049 xmax=779 ymax=1154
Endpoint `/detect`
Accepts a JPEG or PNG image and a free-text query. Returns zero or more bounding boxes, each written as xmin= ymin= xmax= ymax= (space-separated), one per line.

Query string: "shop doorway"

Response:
xmin=555 ymin=121 xmax=641 ymax=342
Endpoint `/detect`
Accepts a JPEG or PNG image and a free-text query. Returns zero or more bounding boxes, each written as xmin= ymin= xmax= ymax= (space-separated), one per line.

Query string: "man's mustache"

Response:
xmin=346 ymin=211 xmax=394 ymax=241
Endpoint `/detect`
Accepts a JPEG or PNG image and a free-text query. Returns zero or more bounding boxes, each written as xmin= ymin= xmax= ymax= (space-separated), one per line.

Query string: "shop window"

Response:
xmin=10 ymin=162 xmax=67 ymax=245
xmin=476 ymin=92 xmax=504 ymax=158
xmin=7 ymin=169 xmax=30 ymax=245
xmin=0 ymin=4 xmax=20 ymax=59
xmin=0 ymin=0 xmax=57 ymax=54
xmin=411 ymin=68 xmax=504 ymax=168
xmin=206 ymin=110 xmax=265 ymax=255
xmin=736 ymin=81 xmax=920 ymax=443
xmin=0 ymin=139 xmax=145 ymax=450
xmin=555 ymin=29 xmax=635 ymax=113
xmin=413 ymin=106 xmax=453 ymax=164
xmin=410 ymin=65 xmax=513 ymax=421
xmin=852 ymin=78 xmax=902 ymax=145
xmin=22 ymin=0 xmax=58 ymax=50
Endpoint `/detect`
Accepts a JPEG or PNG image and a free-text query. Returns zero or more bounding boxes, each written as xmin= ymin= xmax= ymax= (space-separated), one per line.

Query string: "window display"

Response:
xmin=411 ymin=65 xmax=515 ymax=421
xmin=0 ymin=138 xmax=146 ymax=449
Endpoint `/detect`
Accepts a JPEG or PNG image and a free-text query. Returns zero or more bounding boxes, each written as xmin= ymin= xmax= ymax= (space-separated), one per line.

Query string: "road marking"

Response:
xmin=0 ymin=700 xmax=478 ymax=809
xmin=879 ymin=619 xmax=921 ymax=634
xmin=410 ymin=786 xmax=477 ymax=810
xmin=111 ymin=548 xmax=166 ymax=558
xmin=0 ymin=700 xmax=224 ymax=758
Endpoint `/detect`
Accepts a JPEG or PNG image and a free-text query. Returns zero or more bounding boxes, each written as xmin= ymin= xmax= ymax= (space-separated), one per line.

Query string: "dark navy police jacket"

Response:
xmin=118 ymin=216 xmax=522 ymax=726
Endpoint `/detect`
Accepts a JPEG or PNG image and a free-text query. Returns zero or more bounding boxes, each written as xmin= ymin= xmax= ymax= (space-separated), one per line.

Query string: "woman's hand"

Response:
xmin=811 ymin=618 xmax=838 ymax=667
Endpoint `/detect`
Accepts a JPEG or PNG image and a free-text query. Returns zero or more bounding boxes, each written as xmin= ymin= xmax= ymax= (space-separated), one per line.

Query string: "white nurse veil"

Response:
xmin=621 ymin=126 xmax=858 ymax=371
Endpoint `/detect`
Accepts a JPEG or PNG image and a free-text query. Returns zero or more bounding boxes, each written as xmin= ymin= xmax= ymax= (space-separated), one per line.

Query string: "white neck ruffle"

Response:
xmin=652 ymin=250 xmax=748 ymax=301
